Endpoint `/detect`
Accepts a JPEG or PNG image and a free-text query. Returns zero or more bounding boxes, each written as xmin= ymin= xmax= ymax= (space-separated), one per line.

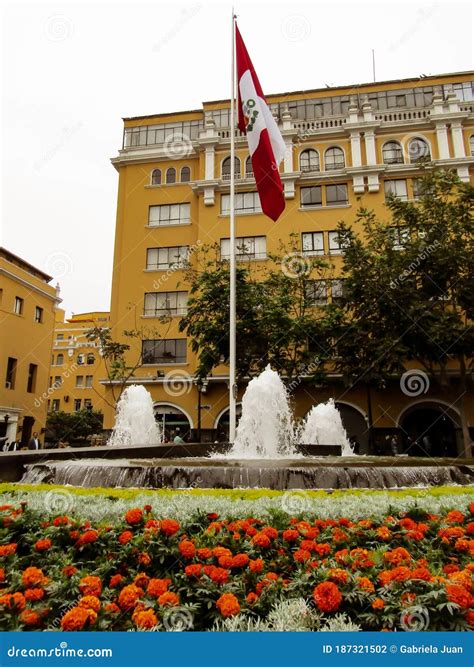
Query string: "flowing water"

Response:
xmin=298 ymin=399 xmax=354 ymax=455
xmin=108 ymin=385 xmax=162 ymax=447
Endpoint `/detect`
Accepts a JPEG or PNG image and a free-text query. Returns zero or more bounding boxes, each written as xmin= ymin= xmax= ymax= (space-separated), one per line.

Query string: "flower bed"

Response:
xmin=0 ymin=491 xmax=473 ymax=632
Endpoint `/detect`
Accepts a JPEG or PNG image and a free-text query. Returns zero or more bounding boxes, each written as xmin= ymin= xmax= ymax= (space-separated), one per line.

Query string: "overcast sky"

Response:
xmin=1 ymin=0 xmax=472 ymax=317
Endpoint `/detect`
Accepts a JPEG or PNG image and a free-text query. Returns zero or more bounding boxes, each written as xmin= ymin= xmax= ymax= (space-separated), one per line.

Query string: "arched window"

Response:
xmin=408 ymin=137 xmax=431 ymax=163
xmin=324 ymin=146 xmax=345 ymax=171
xmin=166 ymin=167 xmax=176 ymax=184
xmin=86 ymin=353 xmax=95 ymax=365
xmin=300 ymin=149 xmax=320 ymax=172
xmin=151 ymin=169 xmax=161 ymax=185
xmin=222 ymin=156 xmax=241 ymax=180
xmin=470 ymin=135 xmax=474 ymax=156
xmin=382 ymin=141 xmax=404 ymax=164
xmin=56 ymin=353 xmax=64 ymax=366
xmin=180 ymin=166 xmax=191 ymax=182
xmin=245 ymin=156 xmax=254 ymax=178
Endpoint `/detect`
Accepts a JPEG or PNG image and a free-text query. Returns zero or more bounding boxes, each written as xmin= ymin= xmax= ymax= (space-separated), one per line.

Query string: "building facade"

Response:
xmin=48 ymin=311 xmax=110 ymax=418
xmin=0 ymin=248 xmax=60 ymax=446
xmin=107 ymin=71 xmax=474 ymax=453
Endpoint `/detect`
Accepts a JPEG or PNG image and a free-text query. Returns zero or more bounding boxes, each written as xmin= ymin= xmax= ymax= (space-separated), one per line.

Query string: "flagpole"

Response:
xmin=229 ymin=9 xmax=237 ymax=443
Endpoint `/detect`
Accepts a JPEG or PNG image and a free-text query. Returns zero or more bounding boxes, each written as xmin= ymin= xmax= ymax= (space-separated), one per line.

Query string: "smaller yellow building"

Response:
xmin=48 ymin=311 xmax=110 ymax=418
xmin=0 ymin=248 xmax=60 ymax=446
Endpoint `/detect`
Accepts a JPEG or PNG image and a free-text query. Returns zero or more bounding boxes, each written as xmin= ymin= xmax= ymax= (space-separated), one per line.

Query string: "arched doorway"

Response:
xmin=214 ymin=404 xmax=242 ymax=442
xmin=335 ymin=402 xmax=369 ymax=454
xmin=398 ymin=402 xmax=460 ymax=457
xmin=153 ymin=403 xmax=193 ymax=443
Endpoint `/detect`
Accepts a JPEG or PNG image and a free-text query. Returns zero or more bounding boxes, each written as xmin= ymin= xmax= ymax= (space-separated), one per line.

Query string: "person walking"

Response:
xmin=28 ymin=432 xmax=41 ymax=450
xmin=173 ymin=428 xmax=184 ymax=444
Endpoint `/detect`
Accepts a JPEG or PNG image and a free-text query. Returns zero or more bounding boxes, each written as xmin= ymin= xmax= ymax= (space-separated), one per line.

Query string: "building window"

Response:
xmin=305 ymin=281 xmax=327 ymax=306
xmin=56 ymin=333 xmax=64 ymax=341
xmin=166 ymin=167 xmax=176 ymax=184
xmin=221 ymin=156 xmax=241 ymax=180
xmin=76 ymin=376 xmax=84 ymax=388
xmin=384 ymin=179 xmax=408 ymax=201
xmin=408 ymin=137 xmax=431 ymax=163
xmin=382 ymin=141 xmax=404 ymax=164
xmin=13 ymin=297 xmax=23 ymax=315
xmin=390 ymin=226 xmax=410 ymax=250
xmin=51 ymin=399 xmax=60 ymax=412
xmin=77 ymin=354 xmax=85 ymax=365
xmin=85 ymin=375 xmax=93 ymax=388
xmin=300 ymin=149 xmax=320 ymax=172
xmin=412 ymin=178 xmax=423 ymax=200
xmin=302 ymin=232 xmax=324 ymax=255
xmin=220 ymin=236 xmax=267 ymax=261
xmin=74 ymin=399 xmax=82 ymax=411
xmin=34 ymin=306 xmax=43 ymax=323
xmin=144 ymin=291 xmax=188 ymax=317
xmin=328 ymin=231 xmax=346 ymax=255
xmin=326 ymin=184 xmax=348 ymax=206
xmin=300 ymin=186 xmax=322 ymax=207
xmin=86 ymin=353 xmax=95 ymax=365
xmin=221 ymin=192 xmax=262 ymax=215
xmin=470 ymin=135 xmax=474 ymax=156
xmin=149 ymin=203 xmax=191 ymax=226
xmin=56 ymin=353 xmax=64 ymax=366
xmin=146 ymin=246 xmax=189 ymax=270
xmin=245 ymin=156 xmax=253 ymax=178
xmin=54 ymin=375 xmax=62 ymax=387
xmin=142 ymin=339 xmax=187 ymax=364
xmin=180 ymin=166 xmax=191 ymax=182
xmin=324 ymin=146 xmax=345 ymax=170
xmin=84 ymin=399 xmax=92 ymax=409
xmin=27 ymin=364 xmax=38 ymax=393
xmin=5 ymin=357 xmax=17 ymax=389
xmin=330 ymin=279 xmax=344 ymax=302
xmin=151 ymin=169 xmax=161 ymax=185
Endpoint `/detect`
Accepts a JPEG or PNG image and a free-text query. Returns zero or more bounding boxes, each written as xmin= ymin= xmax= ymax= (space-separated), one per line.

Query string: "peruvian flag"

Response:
xmin=236 ymin=25 xmax=286 ymax=222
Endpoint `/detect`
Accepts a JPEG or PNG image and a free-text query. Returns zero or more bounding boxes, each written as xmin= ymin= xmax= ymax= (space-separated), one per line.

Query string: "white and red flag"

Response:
xmin=235 ymin=25 xmax=286 ymax=222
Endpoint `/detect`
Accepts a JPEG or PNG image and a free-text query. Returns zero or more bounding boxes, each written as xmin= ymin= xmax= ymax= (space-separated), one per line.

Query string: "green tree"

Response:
xmin=333 ymin=169 xmax=473 ymax=456
xmin=45 ymin=409 xmax=104 ymax=444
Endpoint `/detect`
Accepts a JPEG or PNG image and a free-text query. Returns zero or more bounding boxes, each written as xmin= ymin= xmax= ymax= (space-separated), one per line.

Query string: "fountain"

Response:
xmin=108 ymin=385 xmax=162 ymax=447
xmin=13 ymin=368 xmax=474 ymax=491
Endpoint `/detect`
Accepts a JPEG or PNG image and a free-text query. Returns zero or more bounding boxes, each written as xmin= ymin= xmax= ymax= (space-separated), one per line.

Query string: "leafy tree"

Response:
xmin=45 ymin=409 xmax=104 ymax=444
xmin=333 ymin=169 xmax=473 ymax=456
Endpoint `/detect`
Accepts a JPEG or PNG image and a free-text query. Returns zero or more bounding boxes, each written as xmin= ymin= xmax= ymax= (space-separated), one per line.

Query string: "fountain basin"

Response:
xmin=19 ymin=457 xmax=474 ymax=490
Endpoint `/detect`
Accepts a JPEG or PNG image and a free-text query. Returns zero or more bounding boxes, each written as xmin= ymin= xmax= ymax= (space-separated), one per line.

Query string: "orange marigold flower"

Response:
xmin=20 ymin=609 xmax=41 ymax=626
xmin=62 ymin=565 xmax=78 ymax=578
xmin=377 ymin=527 xmax=392 ymax=541
xmin=465 ymin=610 xmax=474 ymax=626
xmin=109 ymin=574 xmax=125 ymax=589
xmin=125 ymin=508 xmax=143 ymax=525
xmin=401 ymin=592 xmax=417 ymax=607
xmin=455 ymin=538 xmax=470 ymax=552
xmin=0 ymin=567 xmax=4 ymax=583
xmin=22 ymin=567 xmax=48 ymax=588
xmin=315 ymin=543 xmax=331 ymax=557
xmin=0 ymin=592 xmax=26 ymax=610
xmin=118 ymin=530 xmax=134 ymax=545
xmin=213 ymin=546 xmax=232 ymax=558
xmin=249 ymin=558 xmax=264 ymax=573
xmin=329 ymin=568 xmax=349 ymax=585
xmin=399 ymin=517 xmax=417 ymax=531
xmin=356 ymin=577 xmax=375 ymax=593
xmin=209 ymin=566 xmax=229 ymax=584
xmin=79 ymin=576 xmax=102 ymax=598
xmin=78 ymin=595 xmax=101 ymax=612
xmin=144 ymin=519 xmax=160 ymax=531
xmin=294 ymin=549 xmax=311 ymax=563
xmin=158 ymin=591 xmax=180 ymax=607
xmin=246 ymin=526 xmax=258 ymax=537
xmin=446 ymin=584 xmax=473 ymax=609
xmin=261 ymin=526 xmax=278 ymax=540
xmin=313 ymin=582 xmax=342 ymax=613
xmin=179 ymin=540 xmax=196 ymax=559
xmin=300 ymin=540 xmax=318 ymax=552
xmin=252 ymin=532 xmax=271 ymax=548
xmin=206 ymin=521 xmax=223 ymax=534
xmin=134 ymin=609 xmax=158 ymax=629
xmin=118 ymin=584 xmax=144 ymax=611
xmin=216 ymin=592 xmax=240 ymax=618
xmin=448 ymin=570 xmax=472 ymax=591
xmin=61 ymin=607 xmax=90 ymax=631
xmin=446 ymin=510 xmax=465 ymax=524
xmin=134 ymin=573 xmax=150 ymax=589
xmin=147 ymin=578 xmax=171 ymax=598
xmin=443 ymin=564 xmax=460 ymax=574
xmin=390 ymin=566 xmax=412 ymax=583
xmin=0 ymin=543 xmax=17 ymax=557
xmin=35 ymin=538 xmax=52 ymax=552
xmin=185 ymin=564 xmax=202 ymax=578
xmin=161 ymin=519 xmax=180 ymax=536
xmin=332 ymin=528 xmax=348 ymax=543
xmin=53 ymin=516 xmax=70 ymax=526
xmin=246 ymin=592 xmax=258 ymax=605
xmin=411 ymin=567 xmax=432 ymax=582
xmin=282 ymin=529 xmax=299 ymax=542
xmin=24 ymin=588 xmax=45 ymax=601
xmin=383 ymin=547 xmax=412 ymax=566
xmin=439 ymin=526 xmax=465 ymax=540
xmin=78 ymin=530 xmax=99 ymax=546
xmin=197 ymin=548 xmax=212 ymax=560
xmin=138 ymin=552 xmax=151 ymax=566
xmin=232 ymin=554 xmax=249 ymax=568
xmin=218 ymin=556 xmax=234 ymax=569
xmin=105 ymin=603 xmax=120 ymax=614
xmin=372 ymin=598 xmax=385 ymax=610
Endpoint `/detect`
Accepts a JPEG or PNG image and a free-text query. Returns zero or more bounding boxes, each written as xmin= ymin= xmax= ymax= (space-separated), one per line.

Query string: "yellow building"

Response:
xmin=48 ymin=311 xmax=110 ymax=418
xmin=0 ymin=248 xmax=60 ymax=446
xmin=107 ymin=71 xmax=474 ymax=453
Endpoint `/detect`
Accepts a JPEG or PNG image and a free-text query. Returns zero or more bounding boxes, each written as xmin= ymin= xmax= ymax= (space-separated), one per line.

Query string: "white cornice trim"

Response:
xmin=0 ymin=267 xmax=60 ymax=304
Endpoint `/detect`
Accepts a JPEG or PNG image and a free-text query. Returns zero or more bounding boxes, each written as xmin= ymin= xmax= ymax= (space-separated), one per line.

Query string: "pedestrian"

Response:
xmin=28 ymin=432 xmax=41 ymax=450
xmin=173 ymin=428 xmax=184 ymax=444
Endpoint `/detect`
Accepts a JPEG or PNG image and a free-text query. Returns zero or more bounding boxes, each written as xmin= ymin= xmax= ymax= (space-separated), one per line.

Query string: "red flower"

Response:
xmin=313 ymin=582 xmax=342 ymax=613
xmin=246 ymin=592 xmax=258 ymax=605
xmin=34 ymin=539 xmax=52 ymax=552
xmin=22 ymin=567 xmax=48 ymax=588
xmin=158 ymin=591 xmax=180 ymax=607
xmin=118 ymin=584 xmax=144 ymax=611
xmin=24 ymin=588 xmax=45 ymax=601
xmin=446 ymin=584 xmax=473 ymax=609
xmin=79 ymin=576 xmax=102 ymax=597
xmin=78 ymin=530 xmax=99 ymax=546
xmin=329 ymin=568 xmax=349 ymax=585
xmin=294 ymin=549 xmax=311 ymax=563
xmin=261 ymin=526 xmax=278 ymax=540
xmin=383 ymin=547 xmax=411 ymax=566
xmin=216 ymin=593 xmax=240 ymax=618
xmin=252 ymin=532 xmax=271 ymax=548
xmin=185 ymin=564 xmax=202 ymax=578
xmin=446 ymin=510 xmax=465 ymax=524
xmin=62 ymin=565 xmax=78 ymax=578
xmin=109 ymin=574 xmax=125 ymax=589
xmin=249 ymin=558 xmax=264 ymax=573
xmin=179 ymin=540 xmax=196 ymax=559
xmin=197 ymin=548 xmax=212 ymax=560
xmin=20 ymin=609 xmax=41 ymax=626
xmin=161 ymin=519 xmax=180 ymax=536
xmin=118 ymin=531 xmax=134 ymax=545
xmin=231 ymin=554 xmax=249 ymax=568
xmin=147 ymin=578 xmax=171 ymax=598
xmin=125 ymin=508 xmax=143 ymax=526
xmin=314 ymin=543 xmax=331 ymax=556
xmin=282 ymin=529 xmax=299 ymax=542
xmin=372 ymin=598 xmax=385 ymax=610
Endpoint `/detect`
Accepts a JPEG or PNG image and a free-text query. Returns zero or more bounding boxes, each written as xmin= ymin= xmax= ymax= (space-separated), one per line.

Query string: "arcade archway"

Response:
xmin=153 ymin=403 xmax=193 ymax=443
xmin=214 ymin=404 xmax=242 ymax=442
xmin=334 ymin=402 xmax=369 ymax=454
xmin=398 ymin=401 xmax=460 ymax=457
